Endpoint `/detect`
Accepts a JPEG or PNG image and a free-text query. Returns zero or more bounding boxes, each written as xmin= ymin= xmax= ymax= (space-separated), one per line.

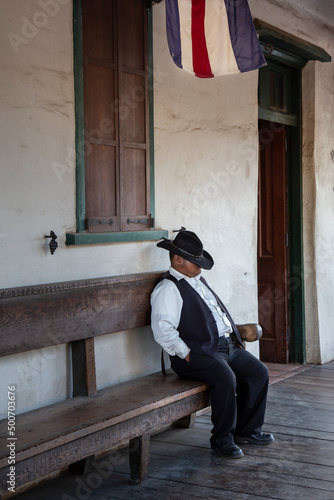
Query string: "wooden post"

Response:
xmin=129 ymin=434 xmax=150 ymax=483
xmin=174 ymin=413 xmax=197 ymax=428
xmin=69 ymin=455 xmax=94 ymax=475
xmin=72 ymin=337 xmax=97 ymax=397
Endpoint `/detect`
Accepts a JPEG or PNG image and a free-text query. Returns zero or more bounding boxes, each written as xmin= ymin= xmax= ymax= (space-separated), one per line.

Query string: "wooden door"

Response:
xmin=258 ymin=120 xmax=289 ymax=363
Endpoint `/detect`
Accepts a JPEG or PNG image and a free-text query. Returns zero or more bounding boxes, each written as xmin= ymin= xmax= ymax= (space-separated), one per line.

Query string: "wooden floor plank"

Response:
xmin=152 ymin=426 xmax=334 ymax=466
xmin=269 ymin=381 xmax=334 ymax=398
xmin=149 ymin=440 xmax=334 ymax=482
xmin=264 ymin=402 xmax=334 ymax=429
xmin=79 ymin=471 xmax=276 ymax=500
xmin=109 ymin=448 xmax=334 ymax=500
xmin=197 ymin=404 xmax=334 ymax=433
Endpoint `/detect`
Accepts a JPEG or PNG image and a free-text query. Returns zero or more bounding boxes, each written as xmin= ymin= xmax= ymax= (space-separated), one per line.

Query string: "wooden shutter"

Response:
xmin=82 ymin=0 xmax=152 ymax=233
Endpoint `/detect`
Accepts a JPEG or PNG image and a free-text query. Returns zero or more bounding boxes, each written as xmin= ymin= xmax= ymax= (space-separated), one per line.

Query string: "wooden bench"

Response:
xmin=0 ymin=271 xmax=262 ymax=497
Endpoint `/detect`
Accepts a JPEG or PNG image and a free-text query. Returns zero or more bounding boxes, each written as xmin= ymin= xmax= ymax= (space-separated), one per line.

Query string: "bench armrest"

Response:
xmin=236 ymin=323 xmax=262 ymax=342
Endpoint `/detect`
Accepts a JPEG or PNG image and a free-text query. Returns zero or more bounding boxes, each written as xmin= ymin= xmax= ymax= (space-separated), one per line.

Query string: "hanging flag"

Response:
xmin=165 ymin=0 xmax=266 ymax=78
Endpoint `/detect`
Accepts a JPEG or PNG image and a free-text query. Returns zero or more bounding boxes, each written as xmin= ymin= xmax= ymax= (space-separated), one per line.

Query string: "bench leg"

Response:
xmin=70 ymin=455 xmax=95 ymax=475
xmin=129 ymin=433 xmax=150 ymax=484
xmin=174 ymin=412 xmax=197 ymax=428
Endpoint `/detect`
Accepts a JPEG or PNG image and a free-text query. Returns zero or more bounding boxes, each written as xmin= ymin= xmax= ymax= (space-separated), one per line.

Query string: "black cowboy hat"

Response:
xmin=157 ymin=230 xmax=214 ymax=270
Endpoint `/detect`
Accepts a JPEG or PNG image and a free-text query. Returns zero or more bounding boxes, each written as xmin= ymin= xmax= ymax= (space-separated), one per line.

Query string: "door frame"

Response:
xmin=255 ymin=20 xmax=331 ymax=363
xmin=257 ymin=33 xmax=305 ymax=363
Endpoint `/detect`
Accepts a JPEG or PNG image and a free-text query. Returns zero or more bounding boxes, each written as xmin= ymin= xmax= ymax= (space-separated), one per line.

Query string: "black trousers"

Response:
xmin=170 ymin=336 xmax=269 ymax=447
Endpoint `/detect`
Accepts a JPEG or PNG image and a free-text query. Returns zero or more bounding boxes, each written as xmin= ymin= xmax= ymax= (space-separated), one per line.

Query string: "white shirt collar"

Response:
xmin=169 ymin=266 xmax=202 ymax=284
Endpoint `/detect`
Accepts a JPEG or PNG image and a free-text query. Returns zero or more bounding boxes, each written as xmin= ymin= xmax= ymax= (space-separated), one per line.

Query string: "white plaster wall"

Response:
xmin=302 ymin=54 xmax=334 ymax=365
xmin=95 ymin=327 xmax=161 ymax=390
xmin=314 ymin=59 xmax=334 ymax=364
xmin=0 ymin=345 xmax=70 ymax=420
xmin=302 ymin=62 xmax=321 ymax=363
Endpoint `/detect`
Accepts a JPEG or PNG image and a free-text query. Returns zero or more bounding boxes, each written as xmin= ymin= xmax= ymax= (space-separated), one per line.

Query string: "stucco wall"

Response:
xmin=313 ymin=58 xmax=334 ymax=364
xmin=302 ymin=62 xmax=321 ymax=363
xmin=0 ymin=0 xmax=333 ymax=418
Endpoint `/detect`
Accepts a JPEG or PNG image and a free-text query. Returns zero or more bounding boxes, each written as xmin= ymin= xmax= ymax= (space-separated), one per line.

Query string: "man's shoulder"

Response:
xmin=154 ymin=275 xmax=175 ymax=290
xmin=152 ymin=273 xmax=179 ymax=295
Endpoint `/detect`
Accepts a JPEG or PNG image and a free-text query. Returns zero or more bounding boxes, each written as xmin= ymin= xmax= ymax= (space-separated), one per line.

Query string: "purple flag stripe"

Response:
xmin=224 ymin=0 xmax=266 ymax=72
xmin=165 ymin=0 xmax=183 ymax=69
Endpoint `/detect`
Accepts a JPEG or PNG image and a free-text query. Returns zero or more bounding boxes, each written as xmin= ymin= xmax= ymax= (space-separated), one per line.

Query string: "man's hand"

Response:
xmin=185 ymin=352 xmax=190 ymax=362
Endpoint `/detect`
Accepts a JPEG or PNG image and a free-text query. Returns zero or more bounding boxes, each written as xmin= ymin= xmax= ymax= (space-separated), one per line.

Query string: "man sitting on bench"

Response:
xmin=151 ymin=229 xmax=274 ymax=459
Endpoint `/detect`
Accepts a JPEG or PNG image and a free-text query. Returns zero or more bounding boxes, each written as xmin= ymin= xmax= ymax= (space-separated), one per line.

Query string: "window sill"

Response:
xmin=65 ymin=229 xmax=168 ymax=246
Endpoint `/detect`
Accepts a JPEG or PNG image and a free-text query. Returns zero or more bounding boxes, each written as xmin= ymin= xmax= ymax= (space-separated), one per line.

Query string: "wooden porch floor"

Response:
xmin=13 ymin=361 xmax=334 ymax=500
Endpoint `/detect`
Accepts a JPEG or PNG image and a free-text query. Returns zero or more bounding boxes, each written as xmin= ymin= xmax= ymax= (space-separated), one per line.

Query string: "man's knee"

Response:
xmin=258 ymin=360 xmax=269 ymax=380
xmin=213 ymin=361 xmax=237 ymax=390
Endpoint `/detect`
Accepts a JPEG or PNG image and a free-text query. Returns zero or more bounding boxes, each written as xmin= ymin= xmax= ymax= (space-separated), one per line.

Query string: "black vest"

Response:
xmin=165 ymin=273 xmax=243 ymax=357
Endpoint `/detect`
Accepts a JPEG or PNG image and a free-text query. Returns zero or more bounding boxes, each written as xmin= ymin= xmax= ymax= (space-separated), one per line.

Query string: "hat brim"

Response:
xmin=157 ymin=238 xmax=214 ymax=270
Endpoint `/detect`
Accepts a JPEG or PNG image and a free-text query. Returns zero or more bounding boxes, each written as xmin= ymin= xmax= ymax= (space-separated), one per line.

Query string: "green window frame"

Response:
xmin=66 ymin=0 xmax=167 ymax=245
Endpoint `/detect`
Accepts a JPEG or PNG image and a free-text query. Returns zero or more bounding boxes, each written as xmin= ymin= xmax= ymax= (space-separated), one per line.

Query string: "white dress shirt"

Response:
xmin=150 ymin=267 xmax=232 ymax=359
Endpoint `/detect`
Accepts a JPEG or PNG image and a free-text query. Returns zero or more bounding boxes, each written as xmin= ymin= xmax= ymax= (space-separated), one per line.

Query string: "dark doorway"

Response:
xmin=258 ymin=120 xmax=289 ymax=363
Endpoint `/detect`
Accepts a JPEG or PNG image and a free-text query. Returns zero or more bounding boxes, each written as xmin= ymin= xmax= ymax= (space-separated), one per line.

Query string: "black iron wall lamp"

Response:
xmin=45 ymin=230 xmax=58 ymax=255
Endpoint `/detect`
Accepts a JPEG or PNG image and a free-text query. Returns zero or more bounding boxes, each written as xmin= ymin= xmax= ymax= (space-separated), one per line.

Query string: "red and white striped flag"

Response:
xmin=166 ymin=0 xmax=266 ymax=78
